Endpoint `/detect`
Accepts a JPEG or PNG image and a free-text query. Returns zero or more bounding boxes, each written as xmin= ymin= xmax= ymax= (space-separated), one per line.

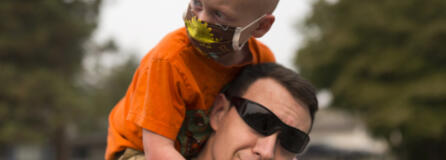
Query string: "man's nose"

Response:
xmin=252 ymin=133 xmax=278 ymax=160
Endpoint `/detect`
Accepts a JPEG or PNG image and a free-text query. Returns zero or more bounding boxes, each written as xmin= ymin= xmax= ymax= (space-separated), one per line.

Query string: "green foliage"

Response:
xmin=0 ymin=0 xmax=101 ymax=144
xmin=296 ymin=0 xmax=446 ymax=159
xmin=0 ymin=0 xmax=101 ymax=75
xmin=0 ymin=64 xmax=86 ymax=143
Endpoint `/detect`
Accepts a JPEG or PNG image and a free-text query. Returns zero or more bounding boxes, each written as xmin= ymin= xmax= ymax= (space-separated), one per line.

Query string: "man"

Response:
xmin=106 ymin=0 xmax=280 ymax=159
xmin=195 ymin=63 xmax=318 ymax=160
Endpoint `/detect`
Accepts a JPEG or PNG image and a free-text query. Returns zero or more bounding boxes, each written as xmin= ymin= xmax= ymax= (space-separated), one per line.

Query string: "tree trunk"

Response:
xmin=53 ymin=126 xmax=70 ymax=160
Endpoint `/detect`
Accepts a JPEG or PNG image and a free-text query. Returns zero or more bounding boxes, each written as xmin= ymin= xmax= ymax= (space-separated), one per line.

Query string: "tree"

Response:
xmin=296 ymin=0 xmax=446 ymax=159
xmin=0 ymin=0 xmax=101 ymax=159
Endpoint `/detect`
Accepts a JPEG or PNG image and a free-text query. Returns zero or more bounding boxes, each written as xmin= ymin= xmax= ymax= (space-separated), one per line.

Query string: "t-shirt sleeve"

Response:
xmin=250 ymin=38 xmax=276 ymax=63
xmin=263 ymin=49 xmax=276 ymax=63
xmin=126 ymin=59 xmax=187 ymax=141
xmin=259 ymin=43 xmax=276 ymax=63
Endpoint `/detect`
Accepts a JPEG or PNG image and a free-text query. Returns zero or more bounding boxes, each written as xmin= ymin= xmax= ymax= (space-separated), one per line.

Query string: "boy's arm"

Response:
xmin=142 ymin=128 xmax=185 ymax=160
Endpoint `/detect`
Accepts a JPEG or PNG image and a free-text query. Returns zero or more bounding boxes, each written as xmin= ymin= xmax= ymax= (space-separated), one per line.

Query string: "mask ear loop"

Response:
xmin=232 ymin=14 xmax=267 ymax=51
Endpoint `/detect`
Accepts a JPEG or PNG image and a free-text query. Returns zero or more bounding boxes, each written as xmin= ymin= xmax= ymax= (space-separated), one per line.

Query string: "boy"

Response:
xmin=105 ymin=0 xmax=280 ymax=159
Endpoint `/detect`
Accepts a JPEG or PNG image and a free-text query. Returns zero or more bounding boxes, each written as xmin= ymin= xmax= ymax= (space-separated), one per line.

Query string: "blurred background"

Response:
xmin=0 ymin=0 xmax=445 ymax=159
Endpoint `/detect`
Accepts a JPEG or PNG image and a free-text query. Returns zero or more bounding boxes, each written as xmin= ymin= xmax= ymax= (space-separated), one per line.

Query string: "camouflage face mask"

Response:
xmin=183 ymin=5 xmax=266 ymax=60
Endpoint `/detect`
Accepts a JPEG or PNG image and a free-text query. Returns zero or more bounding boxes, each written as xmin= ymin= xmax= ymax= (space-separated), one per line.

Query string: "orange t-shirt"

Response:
xmin=105 ymin=28 xmax=275 ymax=160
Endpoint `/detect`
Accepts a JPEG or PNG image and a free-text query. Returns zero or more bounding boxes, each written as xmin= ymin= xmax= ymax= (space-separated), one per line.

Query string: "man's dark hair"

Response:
xmin=222 ymin=63 xmax=318 ymax=125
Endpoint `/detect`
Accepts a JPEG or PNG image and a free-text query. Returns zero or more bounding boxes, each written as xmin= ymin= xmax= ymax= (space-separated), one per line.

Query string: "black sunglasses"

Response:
xmin=229 ymin=96 xmax=310 ymax=154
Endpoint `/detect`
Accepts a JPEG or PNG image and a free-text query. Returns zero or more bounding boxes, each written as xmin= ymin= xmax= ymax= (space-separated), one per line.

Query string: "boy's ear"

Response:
xmin=210 ymin=93 xmax=231 ymax=131
xmin=252 ymin=14 xmax=275 ymax=38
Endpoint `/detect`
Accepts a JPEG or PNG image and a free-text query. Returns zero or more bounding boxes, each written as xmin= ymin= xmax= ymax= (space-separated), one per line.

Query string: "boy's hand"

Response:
xmin=142 ymin=128 xmax=186 ymax=160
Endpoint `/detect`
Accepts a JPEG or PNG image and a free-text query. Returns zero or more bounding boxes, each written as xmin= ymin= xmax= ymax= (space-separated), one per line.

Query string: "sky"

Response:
xmin=94 ymin=0 xmax=312 ymax=70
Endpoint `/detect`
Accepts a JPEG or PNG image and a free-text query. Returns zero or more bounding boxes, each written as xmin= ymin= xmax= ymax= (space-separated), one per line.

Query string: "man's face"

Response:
xmin=208 ymin=78 xmax=312 ymax=160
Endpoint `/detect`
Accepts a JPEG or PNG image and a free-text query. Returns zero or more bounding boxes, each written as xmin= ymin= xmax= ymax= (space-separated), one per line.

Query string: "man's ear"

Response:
xmin=210 ymin=93 xmax=231 ymax=131
xmin=252 ymin=14 xmax=275 ymax=38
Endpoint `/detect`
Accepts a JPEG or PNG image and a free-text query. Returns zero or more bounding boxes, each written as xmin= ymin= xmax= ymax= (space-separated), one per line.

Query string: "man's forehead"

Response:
xmin=242 ymin=78 xmax=312 ymax=132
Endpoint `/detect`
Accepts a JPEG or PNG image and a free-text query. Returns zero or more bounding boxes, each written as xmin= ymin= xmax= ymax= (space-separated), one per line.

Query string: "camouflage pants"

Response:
xmin=117 ymin=148 xmax=145 ymax=160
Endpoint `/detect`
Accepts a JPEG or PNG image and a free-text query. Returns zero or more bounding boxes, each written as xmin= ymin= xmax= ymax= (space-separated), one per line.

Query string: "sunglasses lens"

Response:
xmin=232 ymin=96 xmax=310 ymax=153
xmin=242 ymin=103 xmax=280 ymax=135
xmin=233 ymin=97 xmax=280 ymax=135
xmin=278 ymin=127 xmax=309 ymax=153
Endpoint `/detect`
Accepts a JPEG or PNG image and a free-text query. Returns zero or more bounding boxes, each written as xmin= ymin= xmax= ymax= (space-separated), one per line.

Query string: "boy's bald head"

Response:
xmin=258 ymin=0 xmax=280 ymax=14
xmin=237 ymin=0 xmax=279 ymax=17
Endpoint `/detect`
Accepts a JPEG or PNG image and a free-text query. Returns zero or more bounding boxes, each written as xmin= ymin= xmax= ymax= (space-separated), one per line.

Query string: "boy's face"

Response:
xmin=189 ymin=0 xmax=266 ymax=27
xmin=185 ymin=0 xmax=276 ymax=60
